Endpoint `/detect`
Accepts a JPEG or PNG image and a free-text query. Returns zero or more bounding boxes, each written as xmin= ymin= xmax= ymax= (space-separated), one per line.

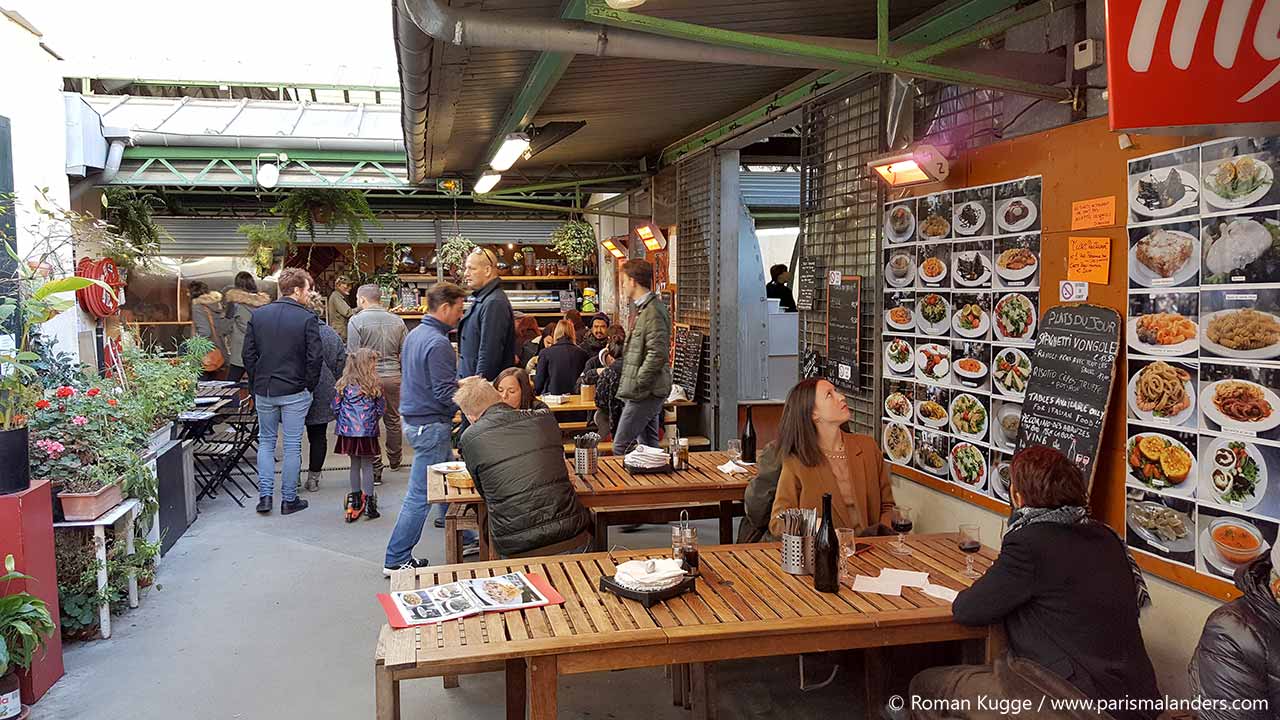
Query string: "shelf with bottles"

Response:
xmin=396 ymin=274 xmax=597 ymax=283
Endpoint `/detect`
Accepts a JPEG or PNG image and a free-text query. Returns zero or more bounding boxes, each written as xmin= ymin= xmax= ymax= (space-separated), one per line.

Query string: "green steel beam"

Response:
xmin=898 ymin=0 xmax=1080 ymax=63
xmin=487 ymin=173 xmax=647 ymax=196
xmin=474 ymin=197 xmax=648 ymax=219
xmin=479 ymin=0 xmax=587 ymax=169
xmin=659 ymin=0 xmax=1031 ymax=165
xmin=122 ymin=146 xmax=407 ymax=163
xmin=877 ymin=0 xmax=890 ymax=58
xmin=583 ymin=2 xmax=1070 ymax=101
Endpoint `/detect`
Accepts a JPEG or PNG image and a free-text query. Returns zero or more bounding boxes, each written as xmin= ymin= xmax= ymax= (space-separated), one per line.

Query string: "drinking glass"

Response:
xmin=889 ymin=506 xmax=914 ymax=556
xmin=726 ymin=439 xmax=742 ymax=464
xmin=959 ymin=523 xmax=982 ymax=578
xmin=835 ymin=528 xmax=858 ymax=585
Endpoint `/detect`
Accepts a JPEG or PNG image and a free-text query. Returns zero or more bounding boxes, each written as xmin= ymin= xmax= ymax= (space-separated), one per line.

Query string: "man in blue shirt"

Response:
xmin=383 ymin=282 xmax=470 ymax=575
xmin=458 ymin=247 xmax=517 ymax=381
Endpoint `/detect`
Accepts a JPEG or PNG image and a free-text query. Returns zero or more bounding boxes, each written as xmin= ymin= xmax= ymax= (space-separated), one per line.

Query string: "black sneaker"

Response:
xmin=383 ymin=558 xmax=429 ymax=577
xmin=433 ymin=517 xmax=446 ymax=529
xmin=281 ymin=498 xmax=309 ymax=515
xmin=256 ymin=496 xmax=272 ymax=514
xmin=364 ymin=494 xmax=380 ymax=520
xmin=462 ymin=541 xmax=480 ymax=557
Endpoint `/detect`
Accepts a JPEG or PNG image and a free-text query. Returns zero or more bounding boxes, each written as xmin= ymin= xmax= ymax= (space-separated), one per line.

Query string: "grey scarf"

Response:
xmin=1006 ymin=505 xmax=1152 ymax=615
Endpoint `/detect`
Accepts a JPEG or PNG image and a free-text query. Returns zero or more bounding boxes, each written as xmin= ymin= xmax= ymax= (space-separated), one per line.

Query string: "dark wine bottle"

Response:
xmin=741 ymin=406 xmax=757 ymax=463
xmin=814 ymin=493 xmax=839 ymax=593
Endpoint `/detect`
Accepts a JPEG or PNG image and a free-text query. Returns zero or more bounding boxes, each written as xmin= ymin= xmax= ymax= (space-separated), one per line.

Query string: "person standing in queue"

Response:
xmin=346 ymin=284 xmax=408 ymax=484
xmin=327 ymin=277 xmax=355 ymax=342
xmin=242 ymin=268 xmax=321 ymax=516
xmin=766 ymin=264 xmax=797 ymax=312
xmin=301 ymin=291 xmax=347 ymax=493
xmin=223 ymin=272 xmax=271 ymax=384
xmin=384 ymin=282 xmax=474 ymax=574
xmin=613 ymin=259 xmax=671 ymax=454
xmin=459 ymin=247 xmax=517 ymax=383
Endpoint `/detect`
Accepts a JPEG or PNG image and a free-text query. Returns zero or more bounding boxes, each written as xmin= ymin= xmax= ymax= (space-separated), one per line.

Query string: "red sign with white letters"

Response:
xmin=1106 ymin=0 xmax=1280 ymax=129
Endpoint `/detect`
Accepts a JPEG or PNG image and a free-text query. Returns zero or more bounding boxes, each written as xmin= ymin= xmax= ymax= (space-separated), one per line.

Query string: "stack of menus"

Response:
xmin=1123 ymin=137 xmax=1280 ymax=583
xmin=377 ymin=571 xmax=561 ymax=627
xmin=880 ymin=177 xmax=1043 ymax=507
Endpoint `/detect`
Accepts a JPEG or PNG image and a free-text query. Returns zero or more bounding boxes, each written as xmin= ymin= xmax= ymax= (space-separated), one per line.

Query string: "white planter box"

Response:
xmin=145 ymin=422 xmax=174 ymax=457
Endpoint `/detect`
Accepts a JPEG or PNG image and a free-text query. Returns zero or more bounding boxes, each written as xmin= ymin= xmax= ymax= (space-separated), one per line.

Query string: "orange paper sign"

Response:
xmin=1071 ymin=196 xmax=1116 ymax=230
xmin=1068 ymin=237 xmax=1111 ymax=284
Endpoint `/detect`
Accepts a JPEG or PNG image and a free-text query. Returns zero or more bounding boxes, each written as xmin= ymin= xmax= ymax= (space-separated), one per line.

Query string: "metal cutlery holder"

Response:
xmin=781 ymin=533 xmax=815 ymax=575
xmin=574 ymin=447 xmax=598 ymax=476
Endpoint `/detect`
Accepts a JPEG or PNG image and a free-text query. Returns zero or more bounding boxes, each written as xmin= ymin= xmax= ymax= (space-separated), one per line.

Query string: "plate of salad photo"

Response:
xmin=1203 ymin=436 xmax=1267 ymax=512
xmin=884 ymin=337 xmax=914 ymax=375
xmin=993 ymin=293 xmax=1036 ymax=342
xmin=950 ymin=442 xmax=988 ymax=490
xmin=916 ymin=293 xmax=952 ymax=336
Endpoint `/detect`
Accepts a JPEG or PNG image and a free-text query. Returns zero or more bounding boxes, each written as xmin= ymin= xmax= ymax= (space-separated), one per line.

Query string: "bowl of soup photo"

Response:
xmin=1210 ymin=517 xmax=1267 ymax=565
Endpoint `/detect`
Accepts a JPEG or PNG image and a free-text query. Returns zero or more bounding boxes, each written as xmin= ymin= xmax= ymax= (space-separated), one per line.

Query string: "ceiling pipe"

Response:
xmin=70 ymin=138 xmax=127 ymax=201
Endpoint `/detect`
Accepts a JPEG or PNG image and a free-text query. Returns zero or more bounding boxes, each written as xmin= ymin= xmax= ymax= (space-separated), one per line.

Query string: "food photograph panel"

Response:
xmin=950 ymin=339 xmax=992 ymax=392
xmin=993 ymin=177 xmax=1042 ymax=234
xmin=952 ymin=239 xmax=994 ymax=289
xmin=1199 ymin=136 xmax=1280 ymax=215
xmin=1128 ymin=147 xmax=1201 ymax=224
xmin=883 ymin=335 xmax=915 ymax=379
xmin=915 ymin=384 xmax=952 ymax=432
xmin=1128 ymin=220 xmax=1200 ymax=289
xmin=882 ymin=420 xmax=915 ymax=466
xmin=914 ymin=428 xmax=950 ymax=477
xmin=1197 ymin=435 xmax=1280 ymax=520
xmin=992 ymin=291 xmax=1038 ymax=345
xmin=1127 ymin=291 xmax=1200 ymax=358
xmin=949 ymin=392 xmax=990 ymax=445
xmin=883 ymin=291 xmax=916 ymax=334
xmin=951 ymin=292 xmax=992 ymax=342
xmin=1124 ymin=424 xmax=1198 ymax=498
xmin=991 ymin=345 xmax=1033 ymax=399
xmin=1195 ymin=505 xmax=1277 ymax=581
xmin=1126 ymin=489 xmax=1196 ymax=568
xmin=952 ymin=186 xmax=995 ymax=237
xmin=1198 ymin=361 xmax=1280 ymax=442
xmin=884 ymin=199 xmax=918 ymax=246
xmin=915 ymin=339 xmax=952 ymax=385
xmin=991 ymin=398 xmax=1022 ymax=452
xmin=993 ymin=234 xmax=1041 ymax=289
xmin=917 ymin=192 xmax=954 ymax=241
xmin=1127 ymin=358 xmax=1199 ymax=430
xmin=884 ymin=246 xmax=917 ymax=288
xmin=990 ymin=451 xmax=1014 ymax=504
xmin=915 ymin=291 xmax=952 ymax=337
xmin=1199 ymin=208 xmax=1280 ymax=285
xmin=1198 ymin=287 xmax=1280 ymax=362
xmin=916 ymin=242 xmax=952 ymax=289
xmin=883 ymin=378 xmax=916 ymax=424
xmin=949 ymin=441 xmax=989 ymax=493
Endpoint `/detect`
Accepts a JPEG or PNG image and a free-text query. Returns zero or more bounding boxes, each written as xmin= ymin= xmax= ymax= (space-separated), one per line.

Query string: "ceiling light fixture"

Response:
xmin=605 ymin=0 xmax=646 ymax=8
xmin=254 ymin=152 xmax=288 ymax=189
xmin=601 ymin=236 xmax=627 ymax=260
xmin=867 ymin=144 xmax=949 ymax=188
xmin=489 ymin=132 xmax=531 ymax=172
xmin=474 ymin=172 xmax=502 ymax=194
xmin=634 ymin=223 xmax=667 ymax=251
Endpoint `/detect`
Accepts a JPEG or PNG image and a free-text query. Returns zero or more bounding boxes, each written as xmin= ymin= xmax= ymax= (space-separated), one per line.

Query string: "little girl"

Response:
xmin=332 ymin=348 xmax=385 ymax=522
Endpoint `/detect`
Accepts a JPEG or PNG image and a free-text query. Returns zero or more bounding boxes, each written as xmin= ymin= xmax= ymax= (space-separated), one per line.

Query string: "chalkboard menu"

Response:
xmin=1014 ymin=304 xmax=1121 ymax=488
xmin=672 ymin=324 xmax=705 ymax=400
xmin=795 ymin=257 xmax=821 ymax=311
xmin=825 ymin=275 xmax=861 ymax=391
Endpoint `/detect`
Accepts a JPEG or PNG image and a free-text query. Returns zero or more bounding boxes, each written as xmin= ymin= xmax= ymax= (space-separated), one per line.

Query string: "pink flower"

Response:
xmin=36 ymin=439 xmax=65 ymax=458
xmin=72 ymin=415 xmax=88 ymax=426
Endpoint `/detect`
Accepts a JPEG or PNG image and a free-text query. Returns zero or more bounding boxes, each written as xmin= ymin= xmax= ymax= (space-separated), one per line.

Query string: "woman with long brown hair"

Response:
xmin=494 ymin=367 xmax=549 ymax=411
xmin=332 ymin=348 xmax=385 ymax=522
xmin=768 ymin=378 xmax=895 ymax=538
xmin=533 ymin=319 xmax=589 ymax=396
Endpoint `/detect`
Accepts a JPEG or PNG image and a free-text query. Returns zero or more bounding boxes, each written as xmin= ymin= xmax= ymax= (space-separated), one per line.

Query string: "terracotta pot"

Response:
xmin=0 ymin=426 xmax=30 ymax=496
xmin=58 ymin=482 xmax=124 ymax=521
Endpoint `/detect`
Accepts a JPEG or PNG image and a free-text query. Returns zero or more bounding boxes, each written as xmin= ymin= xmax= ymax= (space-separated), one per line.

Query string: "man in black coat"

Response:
xmin=242 ymin=267 xmax=321 ymax=516
xmin=458 ymin=247 xmax=517 ymax=381
xmin=454 ymin=377 xmax=591 ymax=558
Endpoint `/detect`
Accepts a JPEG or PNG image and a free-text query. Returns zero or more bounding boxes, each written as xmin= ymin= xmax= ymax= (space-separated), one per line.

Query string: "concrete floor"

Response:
xmin=35 ymin=446 xmax=881 ymax=720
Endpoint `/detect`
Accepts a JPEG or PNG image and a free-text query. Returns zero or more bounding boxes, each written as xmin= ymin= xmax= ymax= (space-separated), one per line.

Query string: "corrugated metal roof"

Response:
xmin=740 ymin=170 xmax=799 ymax=208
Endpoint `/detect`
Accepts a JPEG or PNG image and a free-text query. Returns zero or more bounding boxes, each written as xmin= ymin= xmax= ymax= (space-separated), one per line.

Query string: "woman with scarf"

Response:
xmin=908 ymin=445 xmax=1161 ymax=720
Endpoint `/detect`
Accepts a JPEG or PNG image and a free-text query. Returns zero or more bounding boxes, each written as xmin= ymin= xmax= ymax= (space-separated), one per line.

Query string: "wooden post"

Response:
xmin=691 ymin=663 xmax=718 ymax=720
xmin=528 ymin=655 xmax=558 ymax=720
xmin=375 ymin=664 xmax=400 ymax=720
xmin=863 ymin=647 xmax=887 ymax=717
xmin=507 ymin=658 xmax=528 ymax=720
xmin=717 ymin=500 xmax=733 ymax=544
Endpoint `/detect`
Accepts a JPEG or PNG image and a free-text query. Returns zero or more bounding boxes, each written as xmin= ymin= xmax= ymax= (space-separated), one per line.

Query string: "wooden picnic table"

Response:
xmin=538 ymin=393 xmax=695 ymax=414
xmin=375 ymin=534 xmax=998 ymax=720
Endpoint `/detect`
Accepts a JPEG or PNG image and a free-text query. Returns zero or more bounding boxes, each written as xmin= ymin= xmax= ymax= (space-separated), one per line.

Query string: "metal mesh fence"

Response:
xmin=914 ymin=80 xmax=1003 ymax=155
xmin=676 ymin=151 xmax=717 ymax=404
xmin=798 ymin=80 xmax=882 ymax=435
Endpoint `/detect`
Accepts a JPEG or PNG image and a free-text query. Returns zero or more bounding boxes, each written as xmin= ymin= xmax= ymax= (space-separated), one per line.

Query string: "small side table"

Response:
xmin=53 ymin=498 xmax=143 ymax=639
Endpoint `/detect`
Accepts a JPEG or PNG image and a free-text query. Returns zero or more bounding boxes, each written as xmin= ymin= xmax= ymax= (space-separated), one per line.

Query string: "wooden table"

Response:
xmin=375 ymin=534 xmax=997 ymax=720
xmin=54 ymin=499 xmax=143 ymax=639
xmin=539 ymin=393 xmax=694 ymax=414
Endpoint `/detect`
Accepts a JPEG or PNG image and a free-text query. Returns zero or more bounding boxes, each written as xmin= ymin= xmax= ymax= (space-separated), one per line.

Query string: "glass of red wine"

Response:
xmin=959 ymin=523 xmax=982 ymax=578
xmin=889 ymin=506 xmax=913 ymax=556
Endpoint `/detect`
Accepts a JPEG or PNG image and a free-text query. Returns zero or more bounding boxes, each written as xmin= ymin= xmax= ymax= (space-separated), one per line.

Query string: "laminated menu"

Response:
xmin=377 ymin=572 xmax=563 ymax=628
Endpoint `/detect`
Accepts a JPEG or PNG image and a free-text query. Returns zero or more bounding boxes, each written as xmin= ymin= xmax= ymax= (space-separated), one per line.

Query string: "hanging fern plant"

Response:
xmin=100 ymin=187 xmax=164 ymax=273
xmin=272 ymin=188 xmax=379 ymax=244
xmin=238 ymin=222 xmax=292 ymax=277
xmin=550 ymin=220 xmax=596 ymax=265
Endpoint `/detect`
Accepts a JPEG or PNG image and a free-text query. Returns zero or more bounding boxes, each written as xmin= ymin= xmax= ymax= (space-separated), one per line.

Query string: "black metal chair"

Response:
xmin=193 ymin=396 xmax=257 ymax=505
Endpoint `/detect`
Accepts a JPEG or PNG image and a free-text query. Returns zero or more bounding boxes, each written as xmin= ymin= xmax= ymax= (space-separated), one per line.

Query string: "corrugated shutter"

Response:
xmin=676 ymin=152 xmax=717 ymax=405
xmin=740 ymin=170 xmax=800 ymax=209
xmin=154 ymin=217 xmax=564 ymax=257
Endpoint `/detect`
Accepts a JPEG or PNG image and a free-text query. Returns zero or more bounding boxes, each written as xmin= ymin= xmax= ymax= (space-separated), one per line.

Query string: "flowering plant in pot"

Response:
xmin=0 ymin=554 xmax=57 ymax=720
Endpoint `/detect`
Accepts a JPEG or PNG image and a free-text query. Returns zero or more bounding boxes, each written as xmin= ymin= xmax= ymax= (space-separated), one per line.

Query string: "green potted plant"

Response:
xmin=0 ymin=554 xmax=57 ymax=720
xmin=272 ymin=188 xmax=378 ymax=244
xmin=549 ymin=220 xmax=596 ymax=267
xmin=437 ymin=234 xmax=476 ymax=280
xmin=237 ymin=222 xmax=291 ymax=278
xmin=99 ymin=188 xmax=164 ymax=275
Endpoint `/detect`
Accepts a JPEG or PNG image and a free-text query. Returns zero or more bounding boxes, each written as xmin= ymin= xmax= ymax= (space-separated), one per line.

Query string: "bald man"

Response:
xmin=458 ymin=247 xmax=517 ymax=382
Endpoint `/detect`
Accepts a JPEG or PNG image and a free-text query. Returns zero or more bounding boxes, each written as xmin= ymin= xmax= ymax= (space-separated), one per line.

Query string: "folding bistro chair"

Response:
xmin=193 ymin=395 xmax=258 ymax=505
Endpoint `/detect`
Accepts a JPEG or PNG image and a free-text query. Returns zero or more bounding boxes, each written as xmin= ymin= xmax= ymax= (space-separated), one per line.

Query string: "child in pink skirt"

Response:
xmin=332 ymin=348 xmax=385 ymax=522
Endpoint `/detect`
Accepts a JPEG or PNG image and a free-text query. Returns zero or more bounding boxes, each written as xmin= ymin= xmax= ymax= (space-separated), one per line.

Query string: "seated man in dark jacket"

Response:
xmin=910 ymin=446 xmax=1160 ymax=720
xmin=454 ymin=377 xmax=592 ymax=558
xmin=1189 ymin=543 xmax=1280 ymax=720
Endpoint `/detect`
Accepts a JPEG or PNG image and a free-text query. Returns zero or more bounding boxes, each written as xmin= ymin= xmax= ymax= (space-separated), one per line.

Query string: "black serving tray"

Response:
xmin=599 ymin=574 xmax=696 ymax=607
xmin=623 ymin=462 xmax=674 ymax=475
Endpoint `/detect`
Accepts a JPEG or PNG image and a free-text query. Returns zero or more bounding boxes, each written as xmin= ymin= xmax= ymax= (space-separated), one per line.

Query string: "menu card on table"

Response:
xmin=377 ymin=572 xmax=563 ymax=627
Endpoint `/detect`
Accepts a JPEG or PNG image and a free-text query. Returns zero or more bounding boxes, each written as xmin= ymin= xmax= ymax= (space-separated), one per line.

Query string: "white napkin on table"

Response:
xmin=852 ymin=574 xmax=902 ymax=596
xmin=614 ymin=558 xmax=687 ymax=589
xmin=717 ymin=461 xmax=749 ymax=475
xmin=879 ymin=568 xmax=930 ymax=589
xmin=626 ymin=444 xmax=670 ymax=469
xmin=923 ymin=584 xmax=959 ymax=603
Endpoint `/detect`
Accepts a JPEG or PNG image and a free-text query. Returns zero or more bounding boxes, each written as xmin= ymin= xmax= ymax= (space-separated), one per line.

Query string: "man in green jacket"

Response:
xmin=327 ymin=277 xmax=355 ymax=342
xmin=613 ymin=259 xmax=672 ymax=454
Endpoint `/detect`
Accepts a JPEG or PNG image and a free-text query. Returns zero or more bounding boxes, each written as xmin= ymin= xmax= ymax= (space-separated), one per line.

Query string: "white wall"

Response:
xmin=0 ymin=15 xmax=85 ymax=361
xmin=892 ymin=476 xmax=1219 ymax=699
xmin=757 ymin=226 xmax=798 ymax=280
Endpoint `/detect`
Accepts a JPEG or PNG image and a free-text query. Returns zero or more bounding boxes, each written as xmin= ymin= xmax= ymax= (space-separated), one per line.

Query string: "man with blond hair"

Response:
xmin=347 ymin=284 xmax=408 ymax=481
xmin=454 ymin=377 xmax=590 ymax=558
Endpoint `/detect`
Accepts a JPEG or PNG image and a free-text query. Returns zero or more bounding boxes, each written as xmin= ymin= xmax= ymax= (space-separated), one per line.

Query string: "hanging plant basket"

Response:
xmin=550 ymin=221 xmax=596 ymax=266
xmin=438 ymin=234 xmax=477 ymax=275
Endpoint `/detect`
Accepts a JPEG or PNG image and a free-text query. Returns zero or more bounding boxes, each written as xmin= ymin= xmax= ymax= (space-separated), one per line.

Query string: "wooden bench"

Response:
xmin=443 ymin=504 xmax=479 ymax=566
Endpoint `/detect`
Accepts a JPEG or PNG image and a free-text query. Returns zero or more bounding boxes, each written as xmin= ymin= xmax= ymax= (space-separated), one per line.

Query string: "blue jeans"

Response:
xmin=255 ymin=390 xmax=311 ymax=502
xmin=613 ymin=396 xmax=664 ymax=455
xmin=385 ymin=421 xmax=472 ymax=566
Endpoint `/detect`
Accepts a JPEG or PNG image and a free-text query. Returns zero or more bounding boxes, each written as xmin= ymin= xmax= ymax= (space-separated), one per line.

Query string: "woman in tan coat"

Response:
xmin=768 ymin=378 xmax=896 ymax=538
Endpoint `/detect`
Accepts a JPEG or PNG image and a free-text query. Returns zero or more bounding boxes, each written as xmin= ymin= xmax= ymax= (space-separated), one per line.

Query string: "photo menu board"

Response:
xmin=1123 ymin=137 xmax=1280 ymax=585
xmin=880 ymin=176 xmax=1043 ymax=507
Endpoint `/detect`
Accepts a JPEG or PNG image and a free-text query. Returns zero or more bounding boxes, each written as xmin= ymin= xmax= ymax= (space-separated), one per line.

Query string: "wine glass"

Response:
xmin=726 ymin=439 xmax=742 ymax=465
xmin=889 ymin=506 xmax=914 ymax=556
xmin=835 ymin=528 xmax=858 ymax=585
xmin=959 ymin=523 xmax=982 ymax=578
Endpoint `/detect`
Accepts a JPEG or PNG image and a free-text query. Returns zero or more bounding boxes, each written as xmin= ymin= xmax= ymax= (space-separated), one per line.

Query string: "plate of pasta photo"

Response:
xmin=1127 ymin=361 xmax=1196 ymax=427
